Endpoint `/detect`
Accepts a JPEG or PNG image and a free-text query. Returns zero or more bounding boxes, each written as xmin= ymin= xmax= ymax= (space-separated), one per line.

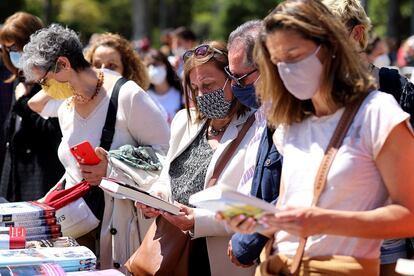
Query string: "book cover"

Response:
xmin=26 ymin=232 xmax=62 ymax=242
xmin=189 ymin=185 xmax=279 ymax=219
xmin=0 ymin=217 xmax=57 ymax=228
xmin=0 ymin=227 xmax=26 ymax=249
xmin=25 ymin=225 xmax=61 ymax=236
xmin=0 ymin=246 xmax=96 ymax=268
xmin=67 ymin=269 xmax=125 ymax=275
xmin=0 ymin=263 xmax=66 ymax=276
xmin=0 ymin=202 xmax=55 ymax=222
xmin=99 ymin=178 xmax=181 ymax=215
xmin=26 ymin=236 xmax=79 ymax=249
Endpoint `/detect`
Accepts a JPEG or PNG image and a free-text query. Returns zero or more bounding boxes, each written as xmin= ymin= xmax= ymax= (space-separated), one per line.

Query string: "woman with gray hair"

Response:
xmin=21 ymin=24 xmax=170 ymax=271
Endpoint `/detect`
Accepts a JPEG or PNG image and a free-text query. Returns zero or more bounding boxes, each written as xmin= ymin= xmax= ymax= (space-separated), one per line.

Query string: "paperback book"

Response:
xmin=0 ymin=202 xmax=55 ymax=222
xmin=26 ymin=236 xmax=79 ymax=249
xmin=0 ymin=263 xmax=65 ymax=276
xmin=26 ymin=232 xmax=63 ymax=242
xmin=0 ymin=246 xmax=96 ymax=271
xmin=0 ymin=217 xmax=57 ymax=228
xmin=189 ymin=185 xmax=279 ymax=219
xmin=99 ymin=177 xmax=181 ymax=215
xmin=25 ymin=225 xmax=61 ymax=236
xmin=0 ymin=227 xmax=26 ymax=249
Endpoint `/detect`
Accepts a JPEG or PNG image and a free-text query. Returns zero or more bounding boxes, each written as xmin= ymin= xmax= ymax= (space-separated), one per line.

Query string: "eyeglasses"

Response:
xmin=183 ymin=44 xmax=227 ymax=62
xmin=2 ymin=44 xmax=19 ymax=52
xmin=36 ymin=65 xmax=53 ymax=86
xmin=224 ymin=66 xmax=257 ymax=87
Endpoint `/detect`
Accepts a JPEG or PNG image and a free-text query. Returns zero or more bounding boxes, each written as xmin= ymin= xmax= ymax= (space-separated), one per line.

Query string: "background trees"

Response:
xmin=0 ymin=0 xmax=413 ymax=47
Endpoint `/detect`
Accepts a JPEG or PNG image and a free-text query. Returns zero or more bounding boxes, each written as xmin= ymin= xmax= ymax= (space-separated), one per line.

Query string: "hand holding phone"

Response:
xmin=70 ymin=141 xmax=101 ymax=165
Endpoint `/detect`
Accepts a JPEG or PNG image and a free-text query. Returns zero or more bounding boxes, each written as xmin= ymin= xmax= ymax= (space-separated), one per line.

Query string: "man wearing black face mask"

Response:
xmin=225 ymin=20 xmax=282 ymax=267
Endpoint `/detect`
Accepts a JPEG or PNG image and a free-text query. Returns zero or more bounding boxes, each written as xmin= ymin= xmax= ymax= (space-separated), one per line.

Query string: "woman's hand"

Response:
xmin=136 ymin=203 xmax=162 ymax=218
xmin=259 ymin=206 xmax=329 ymax=238
xmin=216 ymin=213 xmax=258 ymax=234
xmin=162 ymin=203 xmax=195 ymax=231
xmin=78 ymin=147 xmax=108 ymax=186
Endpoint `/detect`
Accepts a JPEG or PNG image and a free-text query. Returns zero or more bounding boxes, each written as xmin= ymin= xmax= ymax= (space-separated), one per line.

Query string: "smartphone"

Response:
xmin=70 ymin=141 xmax=101 ymax=165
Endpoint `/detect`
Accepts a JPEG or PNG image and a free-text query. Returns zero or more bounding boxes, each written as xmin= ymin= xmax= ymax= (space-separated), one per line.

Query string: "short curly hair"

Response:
xmin=22 ymin=24 xmax=89 ymax=81
xmin=85 ymin=33 xmax=150 ymax=90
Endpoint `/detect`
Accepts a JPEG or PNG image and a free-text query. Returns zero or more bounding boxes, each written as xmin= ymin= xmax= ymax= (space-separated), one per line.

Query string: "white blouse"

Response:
xmin=57 ymin=69 xmax=170 ymax=187
xmin=273 ymin=91 xmax=411 ymax=259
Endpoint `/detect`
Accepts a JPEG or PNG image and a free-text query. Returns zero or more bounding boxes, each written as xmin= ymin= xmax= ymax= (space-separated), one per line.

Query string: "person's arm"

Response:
xmin=28 ymin=89 xmax=52 ymax=114
xmin=260 ymin=121 xmax=414 ymax=239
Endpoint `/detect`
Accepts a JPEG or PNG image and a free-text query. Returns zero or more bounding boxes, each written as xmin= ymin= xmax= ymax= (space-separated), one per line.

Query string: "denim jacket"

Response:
xmin=231 ymin=127 xmax=282 ymax=265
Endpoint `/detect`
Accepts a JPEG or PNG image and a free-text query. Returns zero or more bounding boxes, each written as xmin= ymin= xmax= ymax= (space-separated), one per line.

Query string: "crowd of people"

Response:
xmin=1 ymin=0 xmax=414 ymax=275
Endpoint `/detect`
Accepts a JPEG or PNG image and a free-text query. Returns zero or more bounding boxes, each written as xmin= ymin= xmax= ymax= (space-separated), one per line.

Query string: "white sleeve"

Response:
xmin=119 ymin=81 xmax=170 ymax=155
xmin=362 ymin=91 xmax=411 ymax=159
xmin=39 ymin=99 xmax=64 ymax=119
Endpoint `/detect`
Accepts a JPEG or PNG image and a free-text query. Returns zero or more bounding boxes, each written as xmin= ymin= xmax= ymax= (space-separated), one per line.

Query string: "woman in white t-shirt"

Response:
xmin=227 ymin=1 xmax=414 ymax=275
xmin=144 ymin=49 xmax=184 ymax=124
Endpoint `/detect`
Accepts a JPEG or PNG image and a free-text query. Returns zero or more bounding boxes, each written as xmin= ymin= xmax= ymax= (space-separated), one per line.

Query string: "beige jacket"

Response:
xmin=151 ymin=109 xmax=257 ymax=276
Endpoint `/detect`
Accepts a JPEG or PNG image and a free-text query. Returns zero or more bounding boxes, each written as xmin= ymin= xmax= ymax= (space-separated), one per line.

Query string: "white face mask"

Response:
xmin=277 ymin=45 xmax=322 ymax=100
xmin=373 ymin=54 xmax=391 ymax=68
xmin=9 ymin=51 xmax=22 ymax=69
xmin=148 ymin=65 xmax=167 ymax=86
xmin=173 ymin=47 xmax=186 ymax=58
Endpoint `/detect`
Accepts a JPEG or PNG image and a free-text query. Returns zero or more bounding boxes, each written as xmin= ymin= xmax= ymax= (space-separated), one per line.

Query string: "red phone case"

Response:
xmin=70 ymin=141 xmax=101 ymax=165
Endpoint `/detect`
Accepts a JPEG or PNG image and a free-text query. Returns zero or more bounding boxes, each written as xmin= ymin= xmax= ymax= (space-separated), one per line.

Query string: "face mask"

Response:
xmin=277 ymin=46 xmax=322 ymax=100
xmin=173 ymin=47 xmax=186 ymax=58
xmin=196 ymin=79 xmax=232 ymax=119
xmin=42 ymin=79 xmax=75 ymax=99
xmin=9 ymin=51 xmax=22 ymax=69
xmin=148 ymin=65 xmax=167 ymax=86
xmin=373 ymin=54 xmax=391 ymax=68
xmin=231 ymin=83 xmax=259 ymax=109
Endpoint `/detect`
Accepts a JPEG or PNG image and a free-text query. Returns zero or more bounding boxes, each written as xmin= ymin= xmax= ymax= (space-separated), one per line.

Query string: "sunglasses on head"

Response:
xmin=183 ymin=44 xmax=227 ymax=62
xmin=224 ymin=66 xmax=257 ymax=88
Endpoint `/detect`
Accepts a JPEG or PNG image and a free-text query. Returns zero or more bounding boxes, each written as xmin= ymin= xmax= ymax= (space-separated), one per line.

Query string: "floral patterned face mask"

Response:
xmin=196 ymin=79 xmax=232 ymax=119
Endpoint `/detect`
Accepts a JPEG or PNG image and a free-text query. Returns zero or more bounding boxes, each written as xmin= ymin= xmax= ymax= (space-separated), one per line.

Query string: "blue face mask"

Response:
xmin=231 ymin=84 xmax=260 ymax=109
xmin=9 ymin=51 xmax=22 ymax=69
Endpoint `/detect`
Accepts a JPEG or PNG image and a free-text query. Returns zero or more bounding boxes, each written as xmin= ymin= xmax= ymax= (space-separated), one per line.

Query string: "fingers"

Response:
xmin=95 ymin=147 xmax=108 ymax=161
xmin=135 ymin=203 xmax=161 ymax=218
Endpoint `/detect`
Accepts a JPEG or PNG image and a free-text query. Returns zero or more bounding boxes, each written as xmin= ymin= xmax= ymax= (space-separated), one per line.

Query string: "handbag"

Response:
xmin=42 ymin=77 xmax=128 ymax=239
xmin=257 ymin=95 xmax=367 ymax=276
xmin=125 ymin=113 xmax=256 ymax=276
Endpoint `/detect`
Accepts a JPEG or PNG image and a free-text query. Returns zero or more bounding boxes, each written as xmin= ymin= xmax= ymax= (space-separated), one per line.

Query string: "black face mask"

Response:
xmin=196 ymin=79 xmax=232 ymax=119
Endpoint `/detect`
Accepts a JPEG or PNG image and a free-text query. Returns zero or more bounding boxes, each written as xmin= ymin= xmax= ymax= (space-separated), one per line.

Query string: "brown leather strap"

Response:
xmin=206 ymin=112 xmax=256 ymax=188
xmin=290 ymin=94 xmax=367 ymax=275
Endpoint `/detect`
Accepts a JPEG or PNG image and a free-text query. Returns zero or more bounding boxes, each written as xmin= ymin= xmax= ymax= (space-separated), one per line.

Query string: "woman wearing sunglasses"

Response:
xmin=137 ymin=41 xmax=257 ymax=276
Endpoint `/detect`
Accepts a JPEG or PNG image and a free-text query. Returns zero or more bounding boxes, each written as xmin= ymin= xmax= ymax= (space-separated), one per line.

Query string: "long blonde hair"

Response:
xmin=255 ymin=0 xmax=375 ymax=127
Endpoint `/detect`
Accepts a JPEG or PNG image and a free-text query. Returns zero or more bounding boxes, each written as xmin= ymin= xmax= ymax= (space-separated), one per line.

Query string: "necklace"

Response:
xmin=72 ymin=70 xmax=104 ymax=105
xmin=208 ymin=124 xmax=227 ymax=137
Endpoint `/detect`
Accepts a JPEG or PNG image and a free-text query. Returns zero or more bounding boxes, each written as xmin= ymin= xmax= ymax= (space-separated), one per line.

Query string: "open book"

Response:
xmin=189 ymin=185 xmax=279 ymax=219
xmin=99 ymin=178 xmax=181 ymax=215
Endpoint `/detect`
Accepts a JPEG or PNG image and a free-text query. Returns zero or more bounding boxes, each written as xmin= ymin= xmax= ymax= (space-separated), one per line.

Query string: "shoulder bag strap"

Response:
xmin=206 ymin=112 xmax=256 ymax=188
xmin=100 ymin=77 xmax=128 ymax=150
xmin=290 ymin=94 xmax=368 ymax=275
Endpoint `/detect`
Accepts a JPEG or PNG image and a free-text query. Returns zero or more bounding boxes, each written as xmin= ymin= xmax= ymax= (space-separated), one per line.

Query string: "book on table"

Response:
xmin=0 ymin=263 xmax=66 ymax=276
xmin=0 ymin=246 xmax=96 ymax=271
xmin=189 ymin=185 xmax=279 ymax=219
xmin=0 ymin=202 xmax=55 ymax=222
xmin=26 ymin=236 xmax=79 ymax=249
xmin=99 ymin=177 xmax=181 ymax=215
xmin=0 ymin=227 xmax=26 ymax=249
xmin=0 ymin=217 xmax=57 ymax=228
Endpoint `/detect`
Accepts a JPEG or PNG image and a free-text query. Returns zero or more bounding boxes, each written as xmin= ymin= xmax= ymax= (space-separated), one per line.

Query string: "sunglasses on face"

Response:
xmin=36 ymin=64 xmax=54 ymax=86
xmin=183 ymin=44 xmax=227 ymax=62
xmin=2 ymin=44 xmax=19 ymax=52
xmin=224 ymin=66 xmax=257 ymax=88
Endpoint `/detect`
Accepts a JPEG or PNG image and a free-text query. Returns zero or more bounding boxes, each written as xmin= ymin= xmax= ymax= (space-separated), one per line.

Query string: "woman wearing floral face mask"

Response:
xmin=136 ymin=41 xmax=257 ymax=276
xmin=144 ymin=49 xmax=183 ymax=123
xmin=0 ymin=12 xmax=64 ymax=202
xmin=231 ymin=1 xmax=414 ymax=275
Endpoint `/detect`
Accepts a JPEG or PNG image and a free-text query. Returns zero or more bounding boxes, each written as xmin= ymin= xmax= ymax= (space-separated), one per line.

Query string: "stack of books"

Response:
xmin=0 ymin=246 xmax=96 ymax=272
xmin=0 ymin=202 xmax=62 ymax=242
xmin=0 ymin=263 xmax=65 ymax=276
